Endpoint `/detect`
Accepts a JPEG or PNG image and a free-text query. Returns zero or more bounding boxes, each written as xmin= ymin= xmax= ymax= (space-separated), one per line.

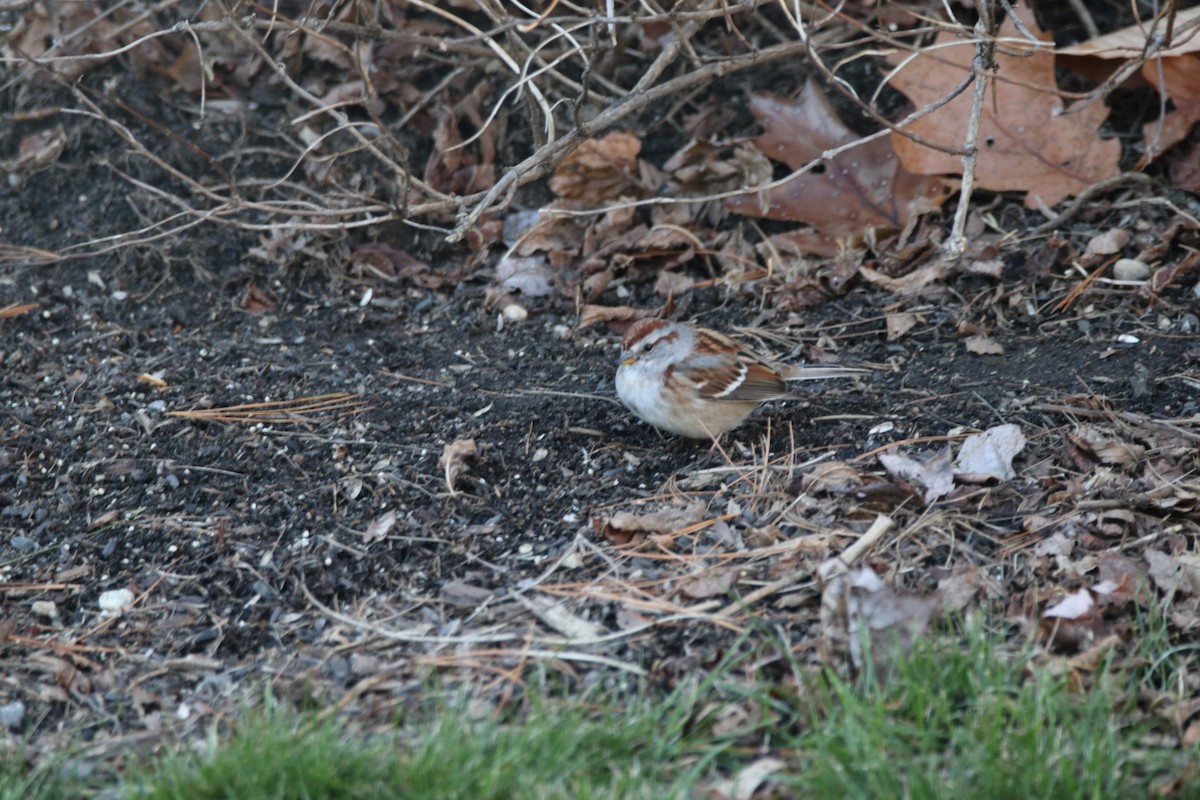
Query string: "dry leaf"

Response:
xmin=937 ymin=568 xmax=983 ymax=616
xmin=1057 ymin=7 xmax=1200 ymax=58
xmin=1084 ymin=228 xmax=1130 ymax=259
xmin=796 ymin=460 xmax=863 ymax=494
xmin=550 ymin=131 xmax=645 ymax=206
xmin=886 ymin=312 xmax=918 ymax=340
xmin=1033 ymin=531 xmax=1075 ymax=558
xmin=1038 ymin=585 xmax=1110 ymax=653
xmin=1145 ymin=549 xmax=1200 ymax=596
xmin=820 ymin=566 xmax=939 ymax=673
xmin=240 ymin=281 xmax=276 ymax=313
xmin=888 ymin=6 xmax=1120 ymax=208
xmin=496 ymin=255 xmax=553 ymax=296
xmin=878 ymin=446 xmax=954 ymax=504
xmin=593 ymin=501 xmax=706 ymax=545
xmin=3 ymin=126 xmax=66 ymax=175
xmin=858 ymin=261 xmax=953 ymax=294
xmin=705 ymin=757 xmax=787 ymax=800
xmin=1068 ymin=425 xmax=1146 ymax=466
xmin=678 ymin=569 xmax=738 ymax=600
xmin=576 ymin=304 xmax=662 ymax=330
xmin=725 ymin=81 xmax=949 ymax=241
xmin=363 ymin=510 xmax=396 ymax=544
xmin=1058 ymin=23 xmax=1200 ymax=157
xmin=440 ymin=439 xmax=478 ymax=493
xmin=954 ymin=423 xmax=1026 ymax=481
xmin=654 ymin=270 xmax=695 ymax=297
xmin=964 ymin=334 xmax=1004 ymax=355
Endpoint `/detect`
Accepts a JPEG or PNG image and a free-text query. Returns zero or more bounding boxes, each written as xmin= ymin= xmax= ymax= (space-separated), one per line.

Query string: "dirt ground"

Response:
xmin=3 ymin=6 xmax=1200 ymax=782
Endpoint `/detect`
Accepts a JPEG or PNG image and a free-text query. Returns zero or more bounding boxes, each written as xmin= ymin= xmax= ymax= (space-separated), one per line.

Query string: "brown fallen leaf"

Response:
xmin=1057 ymin=7 xmax=1200 ymax=59
xmin=1083 ymin=228 xmax=1131 ymax=260
xmin=794 ymin=460 xmax=864 ymax=495
xmin=878 ymin=446 xmax=954 ymax=504
xmin=1057 ymin=9 xmax=1200 ymax=159
xmin=550 ymin=130 xmax=647 ymax=207
xmin=349 ymin=243 xmax=440 ymax=286
xmin=678 ymin=569 xmax=738 ymax=600
xmin=363 ymin=510 xmax=397 ymax=544
xmin=858 ymin=260 xmax=953 ymax=294
xmin=705 ymin=756 xmax=787 ymax=800
xmin=1067 ymin=425 xmax=1146 ymax=467
xmin=820 ymin=565 xmax=940 ymax=675
xmin=3 ymin=126 xmax=66 ymax=175
xmin=964 ymin=334 xmax=1004 ymax=355
xmin=423 ymin=83 xmax=496 ymax=195
xmin=593 ymin=501 xmax=706 ymax=545
xmin=1145 ymin=549 xmax=1200 ymax=597
xmin=886 ymin=312 xmax=919 ymax=340
xmin=888 ymin=5 xmax=1120 ymax=209
xmin=239 ymin=281 xmax=276 ymax=313
xmin=576 ymin=303 xmax=663 ymax=331
xmin=1144 ymin=250 xmax=1200 ymax=304
xmin=440 ymin=439 xmax=478 ymax=494
xmin=725 ymin=81 xmax=950 ymax=242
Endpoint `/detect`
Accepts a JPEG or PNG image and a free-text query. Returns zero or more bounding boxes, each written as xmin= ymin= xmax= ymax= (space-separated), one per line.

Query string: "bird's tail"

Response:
xmin=780 ymin=365 xmax=868 ymax=382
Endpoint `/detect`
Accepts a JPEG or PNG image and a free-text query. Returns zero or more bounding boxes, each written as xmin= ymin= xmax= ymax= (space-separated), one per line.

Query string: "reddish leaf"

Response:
xmin=887 ymin=6 xmax=1120 ymax=208
xmin=726 ymin=81 xmax=949 ymax=239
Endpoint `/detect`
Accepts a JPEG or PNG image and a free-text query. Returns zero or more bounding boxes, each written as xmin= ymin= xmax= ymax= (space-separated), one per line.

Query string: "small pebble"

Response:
xmin=31 ymin=601 xmax=58 ymax=620
xmin=532 ymin=447 xmax=549 ymax=462
xmin=0 ymin=701 xmax=24 ymax=730
xmin=10 ymin=535 xmax=36 ymax=552
xmin=98 ymin=588 xmax=134 ymax=613
xmin=1112 ymin=258 xmax=1150 ymax=281
xmin=502 ymin=303 xmax=528 ymax=322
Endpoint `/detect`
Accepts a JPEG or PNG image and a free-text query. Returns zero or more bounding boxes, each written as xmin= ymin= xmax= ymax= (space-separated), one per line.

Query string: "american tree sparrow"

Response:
xmin=615 ymin=318 xmax=859 ymax=439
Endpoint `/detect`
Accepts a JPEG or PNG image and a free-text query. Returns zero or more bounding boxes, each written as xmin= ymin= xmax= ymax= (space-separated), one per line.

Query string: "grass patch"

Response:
xmin=758 ymin=620 xmax=1200 ymax=798
xmin=126 ymin=685 xmax=699 ymax=800
xmin=115 ymin=621 xmax=1199 ymax=799
xmin=127 ymin=702 xmax=404 ymax=800
xmin=0 ymin=744 xmax=85 ymax=800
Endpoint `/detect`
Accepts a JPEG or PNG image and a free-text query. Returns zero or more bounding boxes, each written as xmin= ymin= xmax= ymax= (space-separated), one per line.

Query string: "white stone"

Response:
xmin=98 ymin=588 xmax=135 ymax=613
xmin=1112 ymin=258 xmax=1150 ymax=281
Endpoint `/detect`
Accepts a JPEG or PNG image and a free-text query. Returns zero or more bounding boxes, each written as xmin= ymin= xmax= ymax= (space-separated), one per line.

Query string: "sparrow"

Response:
xmin=615 ymin=318 xmax=859 ymax=439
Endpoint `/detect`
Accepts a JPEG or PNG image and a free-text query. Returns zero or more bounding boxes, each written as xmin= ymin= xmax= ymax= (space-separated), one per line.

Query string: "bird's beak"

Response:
xmin=621 ymin=355 xmax=636 ymax=366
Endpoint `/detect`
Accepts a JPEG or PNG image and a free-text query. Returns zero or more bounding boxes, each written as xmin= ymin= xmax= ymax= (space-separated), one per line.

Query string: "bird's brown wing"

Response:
xmin=682 ymin=356 xmax=787 ymax=403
